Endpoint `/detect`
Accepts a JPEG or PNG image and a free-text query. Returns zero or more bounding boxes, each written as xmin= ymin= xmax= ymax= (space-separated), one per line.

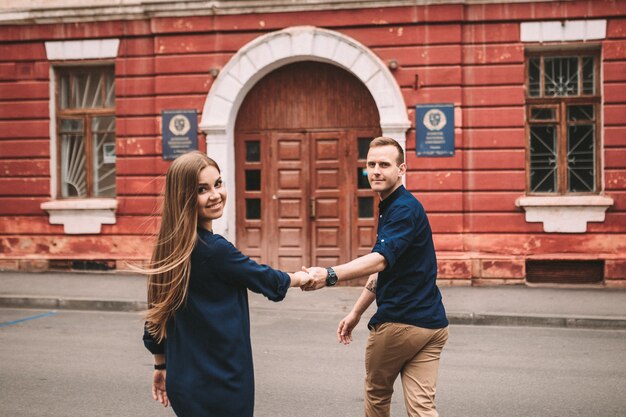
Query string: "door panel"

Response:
xmin=269 ymin=132 xmax=309 ymax=271
xmin=235 ymin=129 xmax=379 ymax=275
xmin=310 ymin=131 xmax=351 ymax=267
xmin=351 ymin=130 xmax=380 ymax=261
xmin=235 ymin=131 xmax=268 ymax=263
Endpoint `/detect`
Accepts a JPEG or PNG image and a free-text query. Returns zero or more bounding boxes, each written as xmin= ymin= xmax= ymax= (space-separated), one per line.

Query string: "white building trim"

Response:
xmin=199 ymin=25 xmax=411 ymax=240
xmin=516 ymin=196 xmax=614 ymax=233
xmin=1 ymin=1 xmax=559 ymax=25
xmin=41 ymin=199 xmax=118 ymax=234
xmin=520 ymin=19 xmax=607 ymax=43
xmin=45 ymin=39 xmax=120 ymax=60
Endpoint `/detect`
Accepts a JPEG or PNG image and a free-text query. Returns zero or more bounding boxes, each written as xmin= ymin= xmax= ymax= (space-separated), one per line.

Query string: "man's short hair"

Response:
xmin=369 ymin=136 xmax=405 ymax=165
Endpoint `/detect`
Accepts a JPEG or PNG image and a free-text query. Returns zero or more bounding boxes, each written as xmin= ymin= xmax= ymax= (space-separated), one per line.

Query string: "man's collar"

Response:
xmin=379 ymin=184 xmax=405 ymax=211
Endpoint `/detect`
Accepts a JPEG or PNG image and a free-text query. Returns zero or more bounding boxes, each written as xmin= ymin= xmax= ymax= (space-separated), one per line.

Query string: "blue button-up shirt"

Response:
xmin=369 ymin=185 xmax=448 ymax=329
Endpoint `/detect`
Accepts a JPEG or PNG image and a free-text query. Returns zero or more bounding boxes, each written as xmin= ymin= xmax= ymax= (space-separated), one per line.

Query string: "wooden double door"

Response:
xmin=234 ymin=61 xmax=381 ymax=273
xmin=236 ymin=128 xmax=379 ymax=272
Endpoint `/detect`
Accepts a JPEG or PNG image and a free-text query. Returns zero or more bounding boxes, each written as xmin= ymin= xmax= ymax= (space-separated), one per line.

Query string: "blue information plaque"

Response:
xmin=162 ymin=109 xmax=198 ymax=160
xmin=416 ymin=104 xmax=455 ymax=157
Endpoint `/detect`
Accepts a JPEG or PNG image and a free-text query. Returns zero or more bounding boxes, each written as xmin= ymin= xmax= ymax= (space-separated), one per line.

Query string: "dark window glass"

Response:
xmin=245 ymin=169 xmax=261 ymax=191
xmin=529 ymin=125 xmax=557 ymax=192
xmin=528 ymin=58 xmax=541 ymax=97
xmin=530 ymin=107 xmax=556 ymax=121
xmin=544 ymin=57 xmax=579 ymax=97
xmin=60 ymin=119 xmax=86 ymax=198
xmin=358 ymin=138 xmax=372 ymax=160
xmin=582 ymin=57 xmax=595 ymax=95
xmin=246 ymin=198 xmax=261 ymax=220
xmin=59 ymin=68 xmax=114 ymax=109
xmin=358 ymin=197 xmax=374 ymax=218
xmin=568 ymin=124 xmax=595 ymax=192
xmin=567 ymin=105 xmax=594 ymax=122
xmin=60 ymin=118 xmax=84 ymax=133
xmin=246 ymin=141 xmax=260 ymax=162
xmin=91 ymin=116 xmax=116 ymax=197
xmin=60 ymin=74 xmax=70 ymax=109
xmin=357 ymin=167 xmax=370 ymax=189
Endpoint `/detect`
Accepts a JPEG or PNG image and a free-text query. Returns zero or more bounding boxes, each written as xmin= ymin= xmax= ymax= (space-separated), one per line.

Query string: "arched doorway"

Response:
xmin=235 ymin=61 xmax=381 ymax=271
xmin=200 ymin=26 xmax=411 ymax=239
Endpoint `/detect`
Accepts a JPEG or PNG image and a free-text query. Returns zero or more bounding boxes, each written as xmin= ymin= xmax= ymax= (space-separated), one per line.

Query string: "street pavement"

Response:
xmin=1 ymin=307 xmax=625 ymax=417
xmin=1 ymin=271 xmax=626 ymax=330
xmin=2 ymin=271 xmax=626 ymax=416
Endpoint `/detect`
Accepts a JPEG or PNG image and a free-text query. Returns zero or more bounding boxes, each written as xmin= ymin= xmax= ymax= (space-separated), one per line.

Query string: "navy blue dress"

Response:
xmin=143 ymin=228 xmax=291 ymax=417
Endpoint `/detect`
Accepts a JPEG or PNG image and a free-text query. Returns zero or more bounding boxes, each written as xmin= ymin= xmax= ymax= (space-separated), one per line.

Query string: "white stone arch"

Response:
xmin=200 ymin=25 xmax=411 ymax=239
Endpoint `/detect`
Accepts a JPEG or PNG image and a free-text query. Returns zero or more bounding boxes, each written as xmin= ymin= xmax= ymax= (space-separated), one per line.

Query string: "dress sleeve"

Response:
xmin=372 ymin=205 xmax=417 ymax=269
xmin=206 ymin=236 xmax=291 ymax=302
xmin=142 ymin=322 xmax=165 ymax=355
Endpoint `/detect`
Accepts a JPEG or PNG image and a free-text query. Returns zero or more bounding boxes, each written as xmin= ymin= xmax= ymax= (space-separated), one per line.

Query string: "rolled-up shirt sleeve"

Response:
xmin=205 ymin=236 xmax=291 ymax=302
xmin=372 ymin=205 xmax=416 ymax=269
xmin=142 ymin=322 xmax=165 ymax=354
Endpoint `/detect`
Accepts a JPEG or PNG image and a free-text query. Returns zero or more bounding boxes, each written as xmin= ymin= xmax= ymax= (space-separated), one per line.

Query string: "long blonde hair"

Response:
xmin=144 ymin=151 xmax=220 ymax=342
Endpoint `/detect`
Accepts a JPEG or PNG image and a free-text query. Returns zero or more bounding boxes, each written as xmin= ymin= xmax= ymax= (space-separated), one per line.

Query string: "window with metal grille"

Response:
xmin=56 ymin=66 xmax=116 ymax=198
xmin=525 ymin=52 xmax=601 ymax=194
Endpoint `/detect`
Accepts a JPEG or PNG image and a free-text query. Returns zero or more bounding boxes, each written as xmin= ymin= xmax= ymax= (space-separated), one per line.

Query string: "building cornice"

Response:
xmin=0 ymin=0 xmax=564 ymax=25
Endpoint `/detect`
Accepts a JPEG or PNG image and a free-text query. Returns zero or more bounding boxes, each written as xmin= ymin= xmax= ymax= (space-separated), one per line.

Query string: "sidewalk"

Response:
xmin=1 ymin=271 xmax=626 ymax=330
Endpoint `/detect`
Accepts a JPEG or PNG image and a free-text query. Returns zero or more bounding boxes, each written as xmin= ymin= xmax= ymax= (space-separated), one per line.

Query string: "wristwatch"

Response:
xmin=325 ymin=267 xmax=338 ymax=287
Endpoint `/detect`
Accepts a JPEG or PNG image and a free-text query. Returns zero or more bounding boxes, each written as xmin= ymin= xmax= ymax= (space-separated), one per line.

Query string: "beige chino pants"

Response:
xmin=364 ymin=322 xmax=449 ymax=417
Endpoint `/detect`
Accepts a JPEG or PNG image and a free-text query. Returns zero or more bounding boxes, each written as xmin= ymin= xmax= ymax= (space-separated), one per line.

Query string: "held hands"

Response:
xmin=291 ymin=270 xmax=314 ymax=288
xmin=152 ymin=370 xmax=169 ymax=407
xmin=337 ymin=311 xmax=361 ymax=345
xmin=300 ymin=266 xmax=328 ymax=291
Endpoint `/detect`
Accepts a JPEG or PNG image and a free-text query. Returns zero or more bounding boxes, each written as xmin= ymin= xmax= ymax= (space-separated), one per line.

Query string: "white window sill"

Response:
xmin=516 ymin=195 xmax=614 ymax=233
xmin=41 ymin=199 xmax=117 ymax=234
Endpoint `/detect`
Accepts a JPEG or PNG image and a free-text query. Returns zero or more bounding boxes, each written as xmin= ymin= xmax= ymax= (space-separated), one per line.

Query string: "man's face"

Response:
xmin=366 ymin=145 xmax=406 ymax=200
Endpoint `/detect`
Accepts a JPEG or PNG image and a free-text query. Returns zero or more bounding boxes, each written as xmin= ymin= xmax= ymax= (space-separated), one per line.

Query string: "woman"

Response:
xmin=141 ymin=151 xmax=311 ymax=416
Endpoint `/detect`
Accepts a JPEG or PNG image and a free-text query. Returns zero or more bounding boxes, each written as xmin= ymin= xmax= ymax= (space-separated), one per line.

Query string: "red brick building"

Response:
xmin=0 ymin=0 xmax=624 ymax=286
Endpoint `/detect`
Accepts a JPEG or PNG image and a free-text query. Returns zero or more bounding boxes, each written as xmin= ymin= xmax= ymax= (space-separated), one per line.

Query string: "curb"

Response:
xmin=0 ymin=296 xmax=147 ymax=312
xmin=2 ymin=297 xmax=626 ymax=330
xmin=447 ymin=312 xmax=626 ymax=330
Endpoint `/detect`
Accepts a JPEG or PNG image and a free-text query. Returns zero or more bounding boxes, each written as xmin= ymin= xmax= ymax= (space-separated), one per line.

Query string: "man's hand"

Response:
xmin=300 ymin=266 xmax=328 ymax=291
xmin=337 ymin=311 xmax=361 ymax=345
xmin=152 ymin=370 xmax=169 ymax=407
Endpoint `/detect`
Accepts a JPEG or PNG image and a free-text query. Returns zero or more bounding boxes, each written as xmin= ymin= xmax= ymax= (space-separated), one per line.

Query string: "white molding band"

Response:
xmin=1 ymin=1 xmax=558 ymax=25
xmin=45 ymin=38 xmax=120 ymax=60
xmin=516 ymin=195 xmax=614 ymax=233
xmin=520 ymin=19 xmax=606 ymax=43
xmin=41 ymin=199 xmax=118 ymax=234
xmin=200 ymin=25 xmax=411 ymax=240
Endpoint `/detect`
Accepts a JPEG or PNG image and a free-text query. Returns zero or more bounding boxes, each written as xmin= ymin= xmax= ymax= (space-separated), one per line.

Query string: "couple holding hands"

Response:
xmin=142 ymin=137 xmax=448 ymax=417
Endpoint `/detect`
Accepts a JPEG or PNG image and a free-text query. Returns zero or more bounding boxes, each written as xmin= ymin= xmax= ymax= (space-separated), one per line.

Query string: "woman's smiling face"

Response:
xmin=196 ymin=165 xmax=226 ymax=231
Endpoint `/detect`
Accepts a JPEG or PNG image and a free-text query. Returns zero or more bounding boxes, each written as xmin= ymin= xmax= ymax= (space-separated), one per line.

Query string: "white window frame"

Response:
xmin=41 ymin=39 xmax=120 ymax=234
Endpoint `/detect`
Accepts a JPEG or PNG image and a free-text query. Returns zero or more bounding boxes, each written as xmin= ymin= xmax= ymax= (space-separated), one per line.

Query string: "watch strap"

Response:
xmin=325 ymin=267 xmax=338 ymax=286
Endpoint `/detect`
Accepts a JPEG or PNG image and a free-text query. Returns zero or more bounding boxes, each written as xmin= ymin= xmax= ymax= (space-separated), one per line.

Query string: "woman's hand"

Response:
xmin=337 ymin=311 xmax=361 ymax=345
xmin=152 ymin=370 xmax=169 ymax=407
xmin=291 ymin=270 xmax=313 ymax=288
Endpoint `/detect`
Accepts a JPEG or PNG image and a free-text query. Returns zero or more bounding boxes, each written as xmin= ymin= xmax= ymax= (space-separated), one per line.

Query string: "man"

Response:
xmin=303 ymin=137 xmax=448 ymax=417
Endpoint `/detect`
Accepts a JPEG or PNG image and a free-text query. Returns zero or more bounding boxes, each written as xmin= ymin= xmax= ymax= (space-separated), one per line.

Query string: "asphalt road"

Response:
xmin=1 ymin=307 xmax=625 ymax=417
